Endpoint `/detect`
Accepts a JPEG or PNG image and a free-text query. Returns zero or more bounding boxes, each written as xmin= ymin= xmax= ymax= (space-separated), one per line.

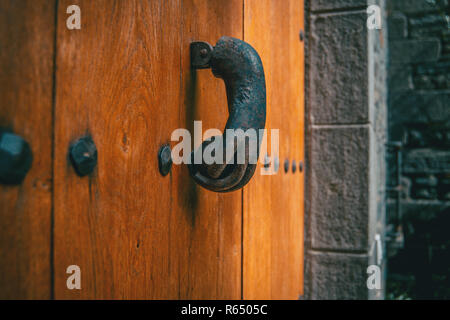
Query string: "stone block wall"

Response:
xmin=388 ymin=0 xmax=450 ymax=200
xmin=304 ymin=0 xmax=388 ymax=299
xmin=386 ymin=0 xmax=450 ymax=299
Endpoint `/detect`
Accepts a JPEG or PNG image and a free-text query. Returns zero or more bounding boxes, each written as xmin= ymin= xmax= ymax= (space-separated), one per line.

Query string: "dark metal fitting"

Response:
xmin=69 ymin=136 xmax=97 ymax=177
xmin=158 ymin=144 xmax=172 ymax=177
xmin=0 ymin=131 xmax=33 ymax=185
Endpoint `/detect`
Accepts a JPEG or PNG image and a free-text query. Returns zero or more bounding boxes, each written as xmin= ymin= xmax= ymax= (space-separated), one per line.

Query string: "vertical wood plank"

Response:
xmin=176 ymin=0 xmax=243 ymax=299
xmin=243 ymin=0 xmax=304 ymax=299
xmin=54 ymin=0 xmax=183 ymax=299
xmin=0 ymin=0 xmax=55 ymax=299
xmin=54 ymin=0 xmax=243 ymax=299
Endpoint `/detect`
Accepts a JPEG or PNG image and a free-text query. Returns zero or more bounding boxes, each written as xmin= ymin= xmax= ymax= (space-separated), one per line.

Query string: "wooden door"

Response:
xmin=0 ymin=0 xmax=55 ymax=299
xmin=0 ymin=0 xmax=304 ymax=300
xmin=243 ymin=0 xmax=305 ymax=299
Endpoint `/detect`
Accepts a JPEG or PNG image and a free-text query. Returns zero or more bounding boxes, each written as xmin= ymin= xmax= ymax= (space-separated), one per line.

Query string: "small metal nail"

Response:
xmin=299 ymin=30 xmax=304 ymax=41
xmin=69 ymin=136 xmax=97 ymax=177
xmin=158 ymin=144 xmax=172 ymax=176
xmin=299 ymin=161 xmax=303 ymax=172
xmin=292 ymin=160 xmax=297 ymax=173
xmin=284 ymin=159 xmax=289 ymax=173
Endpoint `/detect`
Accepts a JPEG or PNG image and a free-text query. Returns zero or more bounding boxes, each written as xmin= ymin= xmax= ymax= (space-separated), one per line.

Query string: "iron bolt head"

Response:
xmin=158 ymin=144 xmax=172 ymax=176
xmin=291 ymin=159 xmax=297 ymax=173
xmin=0 ymin=132 xmax=33 ymax=185
xmin=69 ymin=136 xmax=97 ymax=177
xmin=284 ymin=159 xmax=289 ymax=173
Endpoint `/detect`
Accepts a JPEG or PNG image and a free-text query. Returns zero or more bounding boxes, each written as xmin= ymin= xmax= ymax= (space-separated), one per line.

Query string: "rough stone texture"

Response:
xmin=310 ymin=126 xmax=370 ymax=251
xmin=386 ymin=0 xmax=450 ymax=299
xmin=388 ymin=12 xmax=408 ymax=40
xmin=410 ymin=14 xmax=449 ymax=38
xmin=389 ymin=64 xmax=413 ymax=91
xmin=388 ymin=200 xmax=450 ymax=223
xmin=305 ymin=1 xmax=388 ymax=300
xmin=403 ymin=149 xmax=450 ymax=175
xmin=310 ymin=11 xmax=368 ymax=124
xmin=369 ymin=16 xmax=388 ymax=140
xmin=388 ymin=0 xmax=449 ymax=14
xmin=390 ymin=39 xmax=441 ymax=64
xmin=311 ymin=0 xmax=366 ymax=12
xmin=389 ymin=91 xmax=450 ymax=141
xmin=414 ymin=62 xmax=450 ymax=89
xmin=308 ymin=251 xmax=369 ymax=300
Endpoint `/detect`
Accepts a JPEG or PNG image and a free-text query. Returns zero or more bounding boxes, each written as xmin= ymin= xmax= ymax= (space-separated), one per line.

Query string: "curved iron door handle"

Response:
xmin=188 ymin=36 xmax=266 ymax=192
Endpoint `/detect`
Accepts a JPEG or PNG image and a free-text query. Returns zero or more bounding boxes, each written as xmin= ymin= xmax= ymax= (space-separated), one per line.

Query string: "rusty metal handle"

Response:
xmin=188 ymin=36 xmax=266 ymax=192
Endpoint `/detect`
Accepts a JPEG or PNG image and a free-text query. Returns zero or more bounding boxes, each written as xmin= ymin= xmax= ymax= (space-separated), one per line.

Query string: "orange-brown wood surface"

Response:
xmin=178 ymin=0 xmax=243 ymax=299
xmin=243 ymin=0 xmax=304 ymax=299
xmin=0 ymin=0 xmax=55 ymax=299
xmin=0 ymin=0 xmax=303 ymax=299
xmin=54 ymin=0 xmax=242 ymax=299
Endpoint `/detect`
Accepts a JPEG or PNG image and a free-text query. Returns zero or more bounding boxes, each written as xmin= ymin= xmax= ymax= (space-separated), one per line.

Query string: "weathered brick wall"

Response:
xmin=386 ymin=0 xmax=450 ymax=299
xmin=304 ymin=0 xmax=388 ymax=299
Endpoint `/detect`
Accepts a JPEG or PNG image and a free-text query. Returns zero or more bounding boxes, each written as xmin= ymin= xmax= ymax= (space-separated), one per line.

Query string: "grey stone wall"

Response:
xmin=304 ymin=0 xmax=388 ymax=299
xmin=386 ymin=0 xmax=450 ymax=299
xmin=387 ymin=0 xmax=449 ymax=200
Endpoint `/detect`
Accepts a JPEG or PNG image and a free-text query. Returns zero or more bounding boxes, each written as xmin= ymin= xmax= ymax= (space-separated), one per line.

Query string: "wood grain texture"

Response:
xmin=176 ymin=0 xmax=243 ymax=299
xmin=243 ymin=0 xmax=304 ymax=299
xmin=0 ymin=0 xmax=55 ymax=299
xmin=54 ymin=0 xmax=243 ymax=299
